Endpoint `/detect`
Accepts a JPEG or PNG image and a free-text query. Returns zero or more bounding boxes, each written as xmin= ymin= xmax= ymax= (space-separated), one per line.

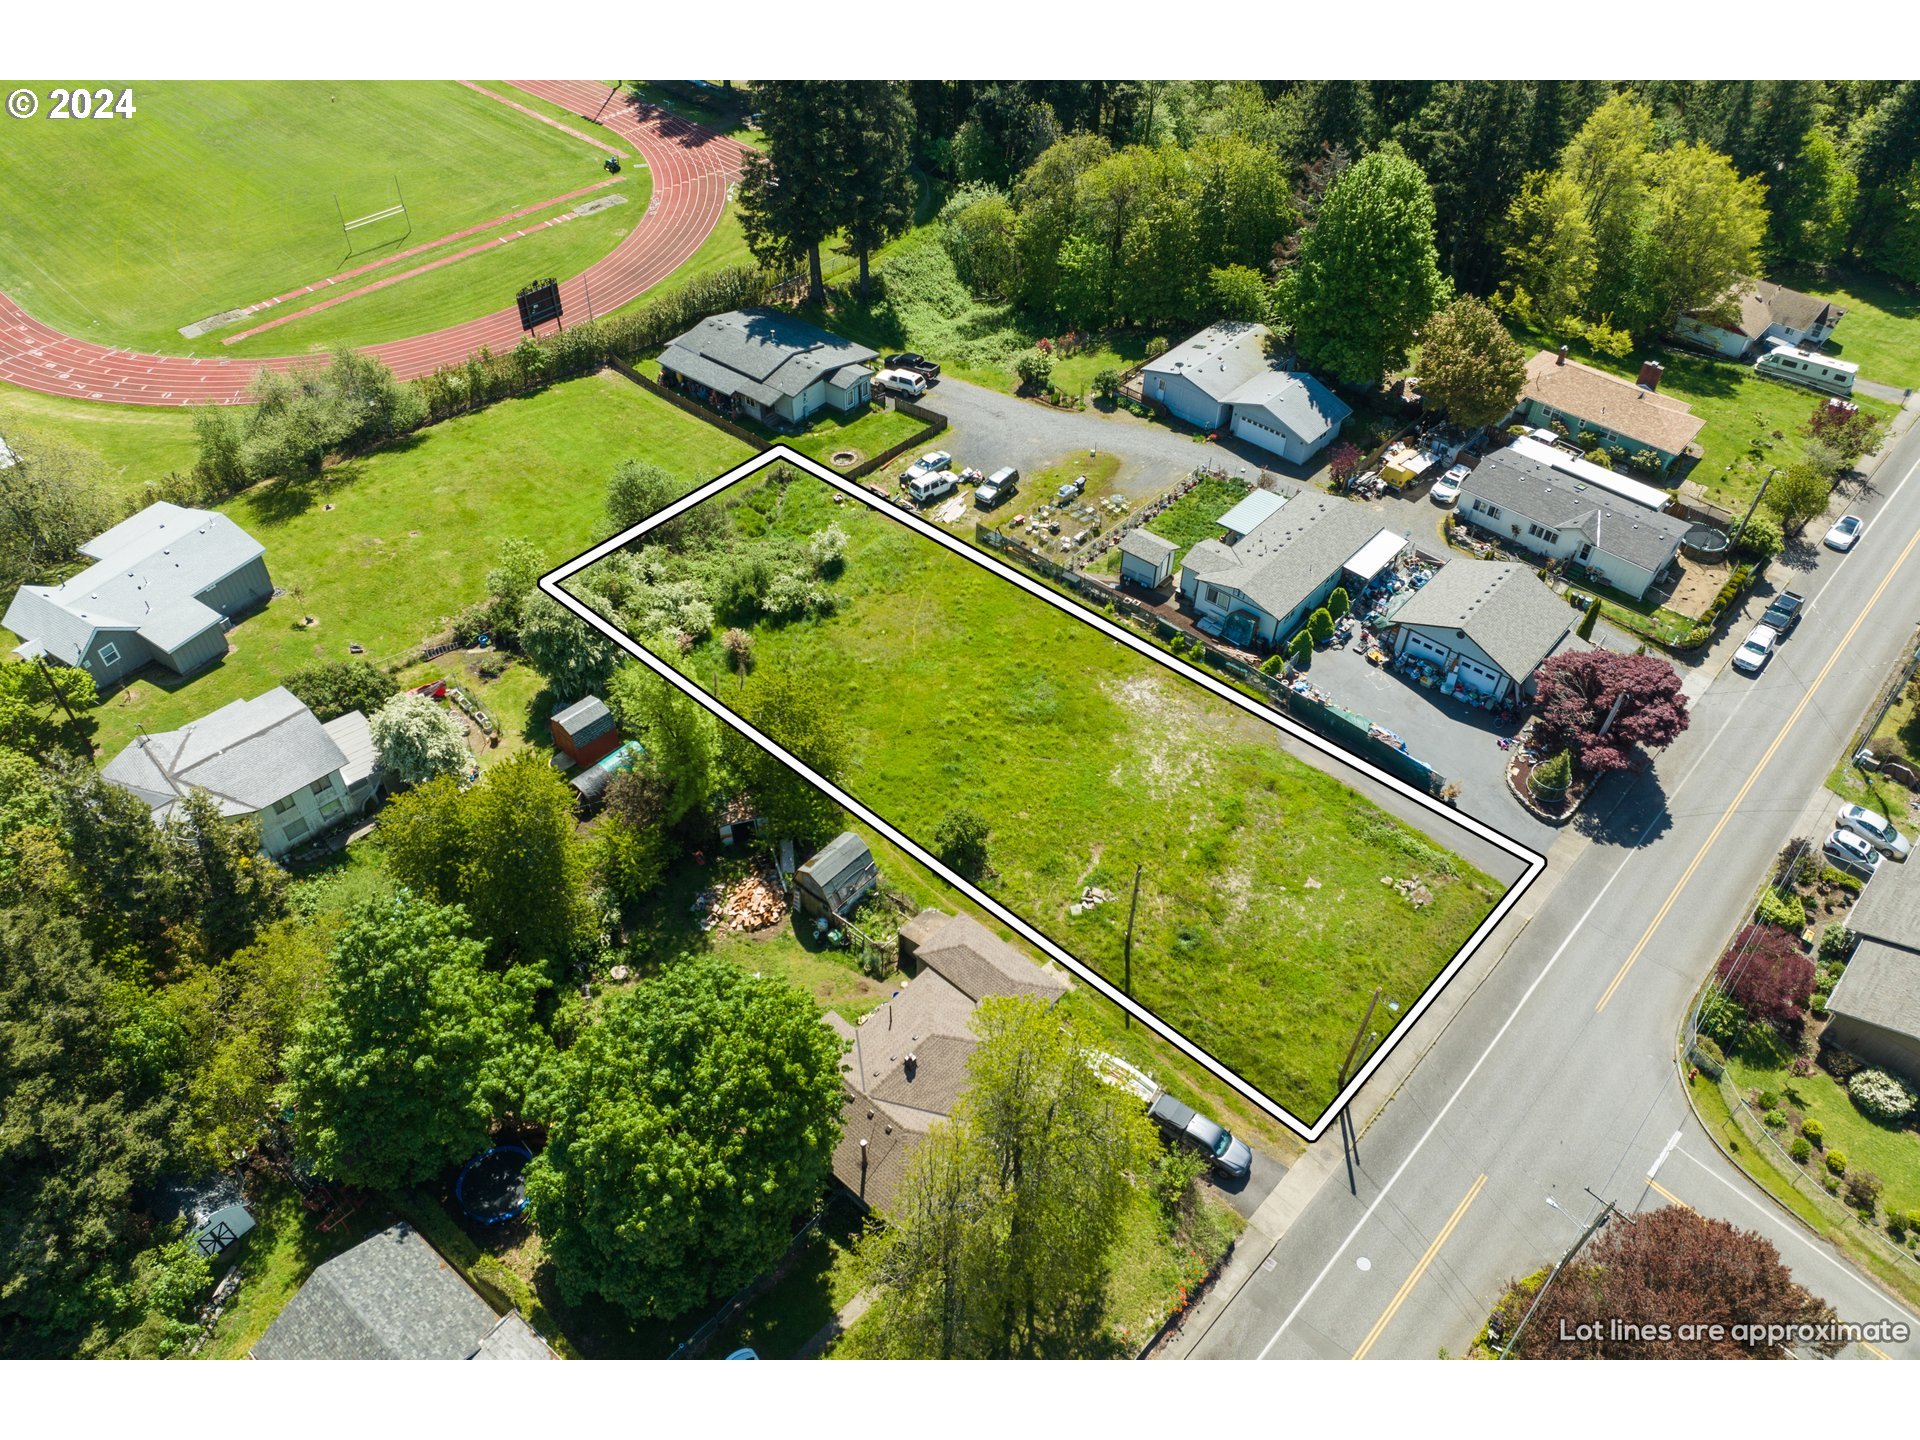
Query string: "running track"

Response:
xmin=0 ymin=82 xmax=753 ymax=407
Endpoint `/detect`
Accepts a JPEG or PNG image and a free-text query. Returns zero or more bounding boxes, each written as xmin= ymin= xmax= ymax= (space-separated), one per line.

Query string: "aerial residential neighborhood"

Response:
xmin=5 ymin=20 xmax=1920 ymax=1430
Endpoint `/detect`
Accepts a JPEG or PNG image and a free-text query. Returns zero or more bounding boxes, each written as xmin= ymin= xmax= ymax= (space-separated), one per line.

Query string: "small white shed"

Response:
xmin=1118 ymin=529 xmax=1178 ymax=589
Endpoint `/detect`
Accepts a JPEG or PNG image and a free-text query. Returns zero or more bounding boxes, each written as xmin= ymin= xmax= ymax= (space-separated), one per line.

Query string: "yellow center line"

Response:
xmin=1863 ymin=1340 xmax=1891 ymax=1360
xmin=1643 ymin=1176 xmax=1691 ymax=1210
xmin=1352 ymin=1173 xmax=1487 ymax=1360
xmin=1596 ymin=518 xmax=1920 ymax=1014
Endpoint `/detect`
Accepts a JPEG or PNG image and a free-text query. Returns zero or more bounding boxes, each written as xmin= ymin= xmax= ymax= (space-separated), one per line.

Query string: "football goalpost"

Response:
xmin=335 ymin=175 xmax=411 ymax=259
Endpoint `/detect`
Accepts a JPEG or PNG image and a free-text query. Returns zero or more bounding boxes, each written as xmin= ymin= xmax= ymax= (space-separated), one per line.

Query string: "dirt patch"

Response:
xmin=1664 ymin=551 xmax=1732 ymax=620
xmin=1104 ymin=672 xmax=1219 ymax=801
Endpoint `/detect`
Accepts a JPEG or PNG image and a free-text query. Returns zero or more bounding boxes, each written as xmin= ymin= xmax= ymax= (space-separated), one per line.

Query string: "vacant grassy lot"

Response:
xmin=79 ymin=372 xmax=750 ymax=754
xmin=587 ymin=476 xmax=1504 ymax=1120
xmin=0 ymin=384 xmax=201 ymax=505
xmin=0 ymin=80 xmax=620 ymax=354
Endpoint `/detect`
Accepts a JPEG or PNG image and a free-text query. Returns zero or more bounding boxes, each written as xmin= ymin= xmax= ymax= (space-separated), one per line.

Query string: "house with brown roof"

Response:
xmin=1514 ymin=350 xmax=1705 ymax=476
xmin=828 ymin=910 xmax=1070 ymax=1211
xmin=1673 ymin=280 xmax=1847 ymax=361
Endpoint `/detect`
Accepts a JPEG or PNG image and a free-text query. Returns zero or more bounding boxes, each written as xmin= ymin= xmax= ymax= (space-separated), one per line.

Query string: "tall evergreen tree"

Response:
xmin=838 ymin=81 xmax=917 ymax=296
xmin=736 ymin=82 xmax=848 ymax=303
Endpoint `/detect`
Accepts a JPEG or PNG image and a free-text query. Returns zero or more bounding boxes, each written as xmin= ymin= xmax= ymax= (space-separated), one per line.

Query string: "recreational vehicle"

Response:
xmin=1753 ymin=342 xmax=1857 ymax=397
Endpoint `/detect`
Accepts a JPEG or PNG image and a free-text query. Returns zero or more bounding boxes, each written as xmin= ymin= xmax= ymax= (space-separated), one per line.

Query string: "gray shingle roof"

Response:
xmin=658 ymin=309 xmax=877 ymax=407
xmin=907 ymin=910 xmax=1071 ymax=1004
xmin=1120 ymin=528 xmax=1178 ymax=564
xmin=3 ymin=502 xmax=264 ymax=665
xmin=1463 ymin=447 xmax=1692 ymax=574
xmin=101 ymin=687 xmax=346 ymax=821
xmin=322 ymin=709 xmax=380 ymax=790
xmin=1182 ymin=492 xmax=1391 ymax=627
xmin=1845 ymin=858 xmax=1920 ymax=954
xmin=1391 ymin=560 xmax=1579 ymax=683
xmin=1826 ymin=941 xmax=1920 ymax=1044
xmin=252 ymin=1223 xmax=508 ymax=1360
xmin=1225 ymin=369 xmax=1352 ymax=445
xmin=1142 ymin=321 xmax=1273 ymax=402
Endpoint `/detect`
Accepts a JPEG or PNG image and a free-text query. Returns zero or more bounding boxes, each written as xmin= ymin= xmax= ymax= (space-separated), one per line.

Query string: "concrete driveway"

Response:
xmin=915 ymin=376 xmax=1327 ymax=500
xmin=1210 ymin=1146 xmax=1286 ymax=1220
xmin=1298 ymin=645 xmax=1559 ymax=854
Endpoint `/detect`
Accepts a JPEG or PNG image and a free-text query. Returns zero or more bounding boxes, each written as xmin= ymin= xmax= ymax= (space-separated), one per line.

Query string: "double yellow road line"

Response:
xmin=1352 ymin=1173 xmax=1487 ymax=1360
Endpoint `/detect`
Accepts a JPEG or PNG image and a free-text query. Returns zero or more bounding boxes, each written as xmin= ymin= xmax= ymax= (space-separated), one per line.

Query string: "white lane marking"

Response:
xmin=1648 ymin=1128 xmax=1683 ymax=1182
xmin=1672 ymin=1146 xmax=1920 ymax=1327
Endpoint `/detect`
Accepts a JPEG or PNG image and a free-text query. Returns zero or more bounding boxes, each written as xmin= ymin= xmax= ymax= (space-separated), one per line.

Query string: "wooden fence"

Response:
xmin=608 ymin=358 xmax=765 ymax=448
xmin=844 ymin=398 xmax=949 ymax=481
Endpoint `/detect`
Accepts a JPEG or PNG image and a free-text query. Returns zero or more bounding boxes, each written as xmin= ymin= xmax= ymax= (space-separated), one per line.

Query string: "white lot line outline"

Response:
xmin=541 ymin=445 xmax=1545 ymax=1142
xmin=1253 ymin=439 xmax=1920 ymax=1356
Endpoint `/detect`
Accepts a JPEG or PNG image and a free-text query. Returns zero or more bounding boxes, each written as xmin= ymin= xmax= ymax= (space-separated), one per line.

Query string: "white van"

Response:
xmin=906 ymin=470 xmax=957 ymax=504
xmin=874 ymin=368 xmax=928 ymax=400
xmin=1753 ymin=342 xmax=1857 ymax=397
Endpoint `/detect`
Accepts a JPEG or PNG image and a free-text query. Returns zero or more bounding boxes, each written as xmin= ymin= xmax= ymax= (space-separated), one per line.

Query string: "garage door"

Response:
xmin=1453 ymin=657 xmax=1505 ymax=695
xmin=1403 ymin=631 xmax=1452 ymax=666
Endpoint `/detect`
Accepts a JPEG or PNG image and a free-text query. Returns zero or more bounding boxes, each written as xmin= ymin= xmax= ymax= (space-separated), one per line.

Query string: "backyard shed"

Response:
xmin=191 ymin=1202 xmax=256 ymax=1261
xmin=1118 ymin=529 xmax=1178 ymax=589
xmin=549 ymin=695 xmax=620 ymax=767
xmin=795 ymin=831 xmax=879 ymax=918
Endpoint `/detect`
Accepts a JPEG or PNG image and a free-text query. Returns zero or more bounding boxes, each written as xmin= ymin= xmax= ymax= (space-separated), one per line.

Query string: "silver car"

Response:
xmin=1823 ymin=828 xmax=1883 ymax=878
xmin=1835 ymin=803 xmax=1910 ymax=861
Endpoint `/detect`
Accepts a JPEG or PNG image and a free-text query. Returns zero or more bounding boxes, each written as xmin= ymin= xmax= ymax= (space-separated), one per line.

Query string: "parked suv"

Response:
xmin=874 ymin=368 xmax=929 ymax=400
xmin=1147 ymin=1093 xmax=1252 ymax=1180
xmin=975 ymin=466 xmax=1019 ymax=508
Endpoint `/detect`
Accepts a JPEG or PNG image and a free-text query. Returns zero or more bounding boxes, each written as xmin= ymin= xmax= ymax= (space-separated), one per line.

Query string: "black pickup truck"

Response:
xmin=1761 ymin=589 xmax=1806 ymax=636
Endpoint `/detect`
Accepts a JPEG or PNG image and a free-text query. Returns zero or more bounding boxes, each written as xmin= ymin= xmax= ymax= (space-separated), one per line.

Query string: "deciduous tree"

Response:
xmin=1715 ymin=923 xmax=1815 ymax=1028
xmin=1416 ymin=296 xmax=1528 ymax=428
xmin=1760 ymin=460 xmax=1835 ymax=536
xmin=606 ymin=663 xmax=719 ymax=826
xmin=525 ymin=958 xmax=842 ymax=1319
xmin=0 ymin=428 xmax=117 ymax=595
xmin=731 ymin=668 xmax=850 ymax=846
xmin=517 ymin=589 xmax=623 ymax=704
xmin=282 ymin=659 xmax=396 ymax=723
xmin=1531 ymin=650 xmax=1690 ymax=775
xmin=368 ymin=691 xmax=469 ymax=785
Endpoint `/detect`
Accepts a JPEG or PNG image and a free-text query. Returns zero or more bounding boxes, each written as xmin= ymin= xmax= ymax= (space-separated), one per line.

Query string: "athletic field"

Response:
xmin=0 ymin=81 xmax=642 ymax=356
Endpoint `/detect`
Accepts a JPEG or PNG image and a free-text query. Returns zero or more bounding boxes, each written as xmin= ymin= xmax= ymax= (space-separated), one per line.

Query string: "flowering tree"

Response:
xmin=1531 ymin=650 xmax=1690 ymax=775
xmin=369 ymin=692 xmax=469 ymax=785
xmin=1715 ymin=923 xmax=1815 ymax=1028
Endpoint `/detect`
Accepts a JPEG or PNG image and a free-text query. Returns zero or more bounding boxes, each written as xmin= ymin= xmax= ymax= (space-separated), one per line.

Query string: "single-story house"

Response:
xmin=1824 ymin=860 xmax=1920 ymax=1086
xmin=1388 ymin=560 xmax=1587 ymax=700
xmin=829 ymin=909 xmax=1070 ymax=1210
xmin=1514 ymin=350 xmax=1705 ymax=476
xmin=658 ymin=308 xmax=876 ymax=426
xmin=252 ymin=1222 xmax=556 ymax=1360
xmin=1141 ymin=321 xmax=1351 ymax=465
xmin=1456 ymin=446 xmax=1692 ymax=600
xmin=1179 ymin=487 xmax=1398 ymax=649
xmin=549 ymin=694 xmax=620 ymax=767
xmin=1673 ymin=280 xmax=1847 ymax=360
xmin=101 ymin=687 xmax=381 ymax=857
xmin=1117 ymin=528 xmax=1178 ymax=589
xmin=4 ymin=501 xmax=271 ymax=690
xmin=796 ymin=830 xmax=879 ymax=919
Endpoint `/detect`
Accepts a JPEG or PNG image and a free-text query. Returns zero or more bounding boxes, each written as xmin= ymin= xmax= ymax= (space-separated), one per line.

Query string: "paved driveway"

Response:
xmin=1299 ymin=645 xmax=1559 ymax=854
xmin=1210 ymin=1146 xmax=1286 ymax=1220
xmin=916 ymin=376 xmax=1327 ymax=499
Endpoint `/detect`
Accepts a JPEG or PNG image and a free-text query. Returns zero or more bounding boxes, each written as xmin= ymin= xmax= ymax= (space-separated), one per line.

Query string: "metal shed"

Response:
xmin=794 ymin=831 xmax=879 ymax=918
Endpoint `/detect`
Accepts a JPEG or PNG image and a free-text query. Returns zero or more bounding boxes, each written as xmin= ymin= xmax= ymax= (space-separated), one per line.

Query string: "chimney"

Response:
xmin=1637 ymin=360 xmax=1663 ymax=392
xmin=1556 ymin=345 xmax=1569 ymax=366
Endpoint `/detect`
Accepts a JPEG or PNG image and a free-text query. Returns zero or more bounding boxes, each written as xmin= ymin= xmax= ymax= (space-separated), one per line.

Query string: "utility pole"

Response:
xmin=1731 ymin=466 xmax=1779 ymax=547
xmin=1501 ymin=1192 xmax=1618 ymax=1358
xmin=1336 ymin=988 xmax=1385 ymax=1088
xmin=1122 ymin=863 xmax=1142 ymax=1029
xmin=36 ymin=655 xmax=77 ymax=725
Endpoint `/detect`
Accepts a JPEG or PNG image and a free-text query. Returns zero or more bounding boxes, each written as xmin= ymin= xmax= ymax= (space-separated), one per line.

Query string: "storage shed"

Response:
xmin=569 ymin=739 xmax=642 ymax=810
xmin=1118 ymin=529 xmax=1177 ymax=589
xmin=550 ymin=695 xmax=621 ymax=767
xmin=795 ymin=831 xmax=879 ymax=919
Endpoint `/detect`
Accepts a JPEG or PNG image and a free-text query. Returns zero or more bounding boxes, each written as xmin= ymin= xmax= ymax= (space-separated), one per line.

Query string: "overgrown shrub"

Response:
xmin=1826 ymin=1149 xmax=1848 ymax=1176
xmin=1844 ymin=1169 xmax=1883 ymax=1213
xmin=1758 ymin=1089 xmax=1779 ymax=1110
xmin=1688 ymin=1033 xmax=1725 ymax=1077
xmin=1143 ymin=337 xmax=1170 ymax=360
xmin=1697 ymin=992 xmax=1746 ymax=1045
xmin=1755 ymin=888 xmax=1807 ymax=931
xmin=1801 ymin=1118 xmax=1824 ymax=1147
xmin=1848 ymin=1068 xmax=1917 ymax=1122
xmin=1790 ymin=1136 xmax=1813 ymax=1163
xmin=1818 ymin=923 xmax=1855 ymax=961
xmin=1763 ymin=1108 xmax=1787 ymax=1128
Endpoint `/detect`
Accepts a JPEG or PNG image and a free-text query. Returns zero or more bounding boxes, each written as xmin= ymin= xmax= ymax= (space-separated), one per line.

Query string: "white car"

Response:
xmin=1823 ymin=828 xmax=1884 ymax=878
xmin=1731 ymin=623 xmax=1779 ymax=675
xmin=901 ymin=450 xmax=952 ymax=485
xmin=1430 ymin=464 xmax=1469 ymax=506
xmin=1835 ymin=803 xmax=1911 ymax=861
xmin=905 ymin=469 xmax=957 ymax=504
xmin=1824 ymin=514 xmax=1864 ymax=551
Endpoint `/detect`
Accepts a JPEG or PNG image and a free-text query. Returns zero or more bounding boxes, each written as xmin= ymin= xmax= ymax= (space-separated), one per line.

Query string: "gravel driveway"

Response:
xmin=916 ymin=376 xmax=1328 ymax=499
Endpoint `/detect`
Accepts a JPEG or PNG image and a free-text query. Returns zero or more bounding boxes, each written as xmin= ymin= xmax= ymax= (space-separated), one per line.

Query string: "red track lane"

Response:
xmin=0 ymin=82 xmax=753 ymax=407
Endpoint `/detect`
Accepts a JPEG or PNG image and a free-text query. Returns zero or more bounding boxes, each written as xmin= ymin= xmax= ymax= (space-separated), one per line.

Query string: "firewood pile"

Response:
xmin=693 ymin=866 xmax=789 ymax=932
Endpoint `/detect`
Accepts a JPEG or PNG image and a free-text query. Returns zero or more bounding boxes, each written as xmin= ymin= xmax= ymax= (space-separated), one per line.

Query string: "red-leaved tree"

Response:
xmin=1716 ymin=924 xmax=1815 ymax=1027
xmin=1491 ymin=1206 xmax=1841 ymax=1358
xmin=1328 ymin=442 xmax=1362 ymax=484
xmin=1531 ymin=650 xmax=1690 ymax=775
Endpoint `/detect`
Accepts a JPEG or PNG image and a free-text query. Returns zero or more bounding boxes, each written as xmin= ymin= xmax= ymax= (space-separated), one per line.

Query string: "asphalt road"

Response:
xmin=1192 ymin=402 xmax=1920 ymax=1362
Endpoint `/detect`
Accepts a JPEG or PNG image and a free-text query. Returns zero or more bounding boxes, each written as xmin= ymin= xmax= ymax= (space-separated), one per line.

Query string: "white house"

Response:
xmin=1179 ymin=486 xmax=1397 ymax=648
xmin=5 ymin=502 xmax=271 ymax=690
xmin=1142 ymin=322 xmax=1351 ymax=466
xmin=1456 ymin=446 xmax=1692 ymax=600
xmin=1673 ymin=280 xmax=1847 ymax=360
xmin=1389 ymin=559 xmax=1586 ymax=700
xmin=657 ymin=309 xmax=876 ymax=426
xmin=101 ymin=687 xmax=382 ymax=857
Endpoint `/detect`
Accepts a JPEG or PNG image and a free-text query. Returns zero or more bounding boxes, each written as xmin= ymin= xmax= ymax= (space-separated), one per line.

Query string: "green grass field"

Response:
xmin=1777 ymin=265 xmax=1920 ymax=392
xmin=0 ymin=80 xmax=628 ymax=355
xmin=591 ymin=475 xmax=1504 ymax=1119
xmin=79 ymin=372 xmax=751 ymax=755
xmin=0 ymin=384 xmax=201 ymax=504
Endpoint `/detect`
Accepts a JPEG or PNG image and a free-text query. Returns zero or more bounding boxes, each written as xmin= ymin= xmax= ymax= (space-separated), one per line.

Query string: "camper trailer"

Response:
xmin=1753 ymin=342 xmax=1857 ymax=397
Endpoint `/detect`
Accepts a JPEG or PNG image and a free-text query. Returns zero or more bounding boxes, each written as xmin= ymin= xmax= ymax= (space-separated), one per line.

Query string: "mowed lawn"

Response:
xmin=84 ymin=372 xmax=751 ymax=754
xmin=0 ymin=80 xmax=625 ymax=355
xmin=602 ymin=478 xmax=1503 ymax=1120
xmin=0 ymin=384 xmax=201 ymax=506
xmin=1777 ymin=265 xmax=1920 ymax=392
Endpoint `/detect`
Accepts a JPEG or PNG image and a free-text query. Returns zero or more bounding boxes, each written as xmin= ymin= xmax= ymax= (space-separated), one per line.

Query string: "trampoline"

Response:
xmin=456 ymin=1144 xmax=532 ymax=1225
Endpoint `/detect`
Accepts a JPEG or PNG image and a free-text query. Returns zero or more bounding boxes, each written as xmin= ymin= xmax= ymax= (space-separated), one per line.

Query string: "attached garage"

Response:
xmin=1387 ymin=559 xmax=1582 ymax=702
